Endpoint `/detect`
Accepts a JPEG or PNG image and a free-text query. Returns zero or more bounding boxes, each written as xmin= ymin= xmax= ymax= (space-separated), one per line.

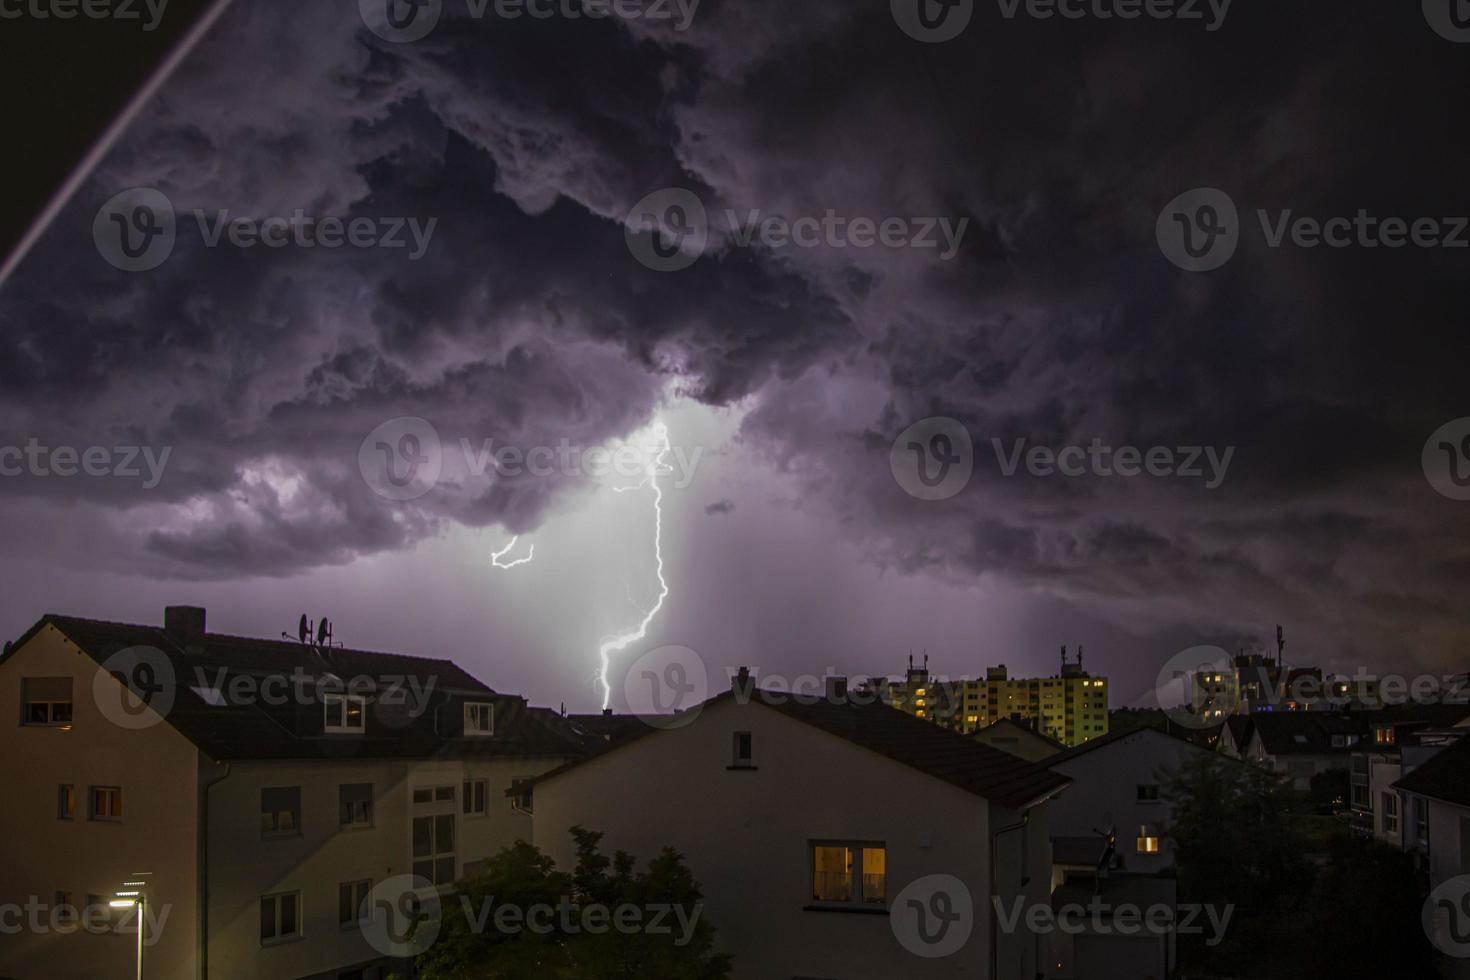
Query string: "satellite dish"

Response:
xmin=298 ymin=614 xmax=310 ymax=645
xmin=316 ymin=618 xmax=332 ymax=648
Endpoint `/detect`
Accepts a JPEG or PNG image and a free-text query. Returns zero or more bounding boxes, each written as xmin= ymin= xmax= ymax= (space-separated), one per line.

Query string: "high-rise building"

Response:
xmin=859 ymin=648 xmax=1109 ymax=747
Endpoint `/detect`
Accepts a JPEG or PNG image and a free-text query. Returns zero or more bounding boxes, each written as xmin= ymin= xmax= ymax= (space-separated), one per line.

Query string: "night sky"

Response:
xmin=1 ymin=0 xmax=1467 ymax=713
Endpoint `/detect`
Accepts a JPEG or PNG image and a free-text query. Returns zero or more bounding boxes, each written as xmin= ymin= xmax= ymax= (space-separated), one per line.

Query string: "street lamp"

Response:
xmin=109 ymin=874 xmax=151 ymax=980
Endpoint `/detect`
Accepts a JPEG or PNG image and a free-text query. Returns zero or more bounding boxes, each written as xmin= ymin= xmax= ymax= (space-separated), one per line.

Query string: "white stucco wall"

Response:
xmin=532 ymin=696 xmax=1056 ymax=980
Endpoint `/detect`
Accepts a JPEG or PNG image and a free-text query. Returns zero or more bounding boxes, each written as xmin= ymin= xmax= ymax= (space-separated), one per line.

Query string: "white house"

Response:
xmin=1395 ymin=734 xmax=1470 ymax=980
xmin=523 ymin=678 xmax=1071 ymax=980
xmin=0 ymin=607 xmax=583 ymax=980
xmin=1047 ymin=726 xmax=1239 ymax=876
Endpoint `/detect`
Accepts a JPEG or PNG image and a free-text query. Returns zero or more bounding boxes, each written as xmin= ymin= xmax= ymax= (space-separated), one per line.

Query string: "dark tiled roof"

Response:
xmin=529 ymin=690 xmax=1070 ymax=811
xmin=1247 ymin=712 xmax=1369 ymax=756
xmin=6 ymin=614 xmax=584 ymax=763
xmin=1224 ymin=715 xmax=1255 ymax=748
xmin=1048 ymin=724 xmax=1223 ymax=766
xmin=973 ymin=718 xmax=1067 ymax=753
xmin=1394 ymin=734 xmax=1470 ymax=807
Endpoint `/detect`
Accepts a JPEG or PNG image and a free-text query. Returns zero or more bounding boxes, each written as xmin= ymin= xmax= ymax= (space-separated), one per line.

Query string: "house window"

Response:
xmin=464 ymin=702 xmax=494 ymax=736
xmin=1136 ymin=826 xmax=1161 ymax=854
xmin=338 ymin=880 xmax=371 ymax=928
xmin=324 ymin=695 xmax=366 ymax=734
xmin=21 ymin=678 xmax=73 ymax=726
xmin=261 ymin=787 xmax=302 ymax=838
xmin=259 ymin=891 xmax=301 ymax=945
xmin=810 ymin=841 xmax=886 ymax=907
xmin=339 ymin=784 xmax=373 ymax=828
xmin=1137 ymin=784 xmax=1161 ymax=803
xmin=413 ymin=786 xmax=457 ymax=886
xmin=413 ymin=815 xmax=456 ymax=885
xmin=731 ymin=731 xmax=754 ymax=768
xmin=1383 ymin=793 xmax=1399 ymax=834
xmin=54 ymin=892 xmax=75 ymax=923
xmin=510 ymin=778 xmax=533 ymax=814
xmin=462 ymin=779 xmax=488 ymax=817
xmin=88 ymin=786 xmax=122 ymax=821
xmin=58 ymin=784 xmax=75 ymax=820
xmin=1417 ymin=801 xmax=1430 ymax=844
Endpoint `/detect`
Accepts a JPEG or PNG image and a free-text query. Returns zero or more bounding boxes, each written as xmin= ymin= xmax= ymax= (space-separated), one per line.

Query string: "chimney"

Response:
xmin=164 ymin=606 xmax=207 ymax=648
xmin=826 ymin=676 xmax=848 ymax=703
xmin=732 ymin=666 xmax=753 ymax=697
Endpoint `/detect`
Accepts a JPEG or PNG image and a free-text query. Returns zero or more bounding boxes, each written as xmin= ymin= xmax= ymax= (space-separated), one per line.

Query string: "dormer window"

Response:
xmin=324 ymin=694 xmax=365 ymax=734
xmin=464 ymin=702 xmax=494 ymax=736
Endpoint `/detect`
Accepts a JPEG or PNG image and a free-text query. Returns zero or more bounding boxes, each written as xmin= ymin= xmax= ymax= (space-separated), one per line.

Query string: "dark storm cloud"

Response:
xmin=0 ymin=0 xmax=1465 ymax=671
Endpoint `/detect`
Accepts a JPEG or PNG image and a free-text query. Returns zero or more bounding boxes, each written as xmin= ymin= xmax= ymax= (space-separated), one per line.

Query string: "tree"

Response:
xmin=1268 ymin=835 xmax=1438 ymax=980
xmin=411 ymin=828 xmax=733 ymax=980
xmin=1161 ymin=753 xmax=1311 ymax=914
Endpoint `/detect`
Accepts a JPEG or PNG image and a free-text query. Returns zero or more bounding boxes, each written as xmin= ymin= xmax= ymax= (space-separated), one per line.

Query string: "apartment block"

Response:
xmin=0 ymin=607 xmax=585 ymax=980
xmin=863 ymin=649 xmax=1108 ymax=748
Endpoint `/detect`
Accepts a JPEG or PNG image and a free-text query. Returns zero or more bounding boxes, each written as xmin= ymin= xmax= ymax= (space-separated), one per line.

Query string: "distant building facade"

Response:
xmin=859 ymin=648 xmax=1108 ymax=748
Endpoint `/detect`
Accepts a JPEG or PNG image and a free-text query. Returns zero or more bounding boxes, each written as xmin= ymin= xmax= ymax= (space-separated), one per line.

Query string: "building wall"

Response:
xmin=532 ymin=696 xmax=1054 ymax=980
xmin=0 ymin=623 xmax=201 ymax=980
xmin=1048 ymin=731 xmax=1204 ymax=875
xmin=205 ymin=753 xmax=566 ymax=980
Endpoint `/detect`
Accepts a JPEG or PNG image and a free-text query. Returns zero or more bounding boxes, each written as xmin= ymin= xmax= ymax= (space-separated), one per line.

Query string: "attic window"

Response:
xmin=1293 ymin=734 xmax=1308 ymax=744
xmin=464 ymin=702 xmax=494 ymax=736
xmin=324 ymin=694 xmax=365 ymax=734
xmin=22 ymin=678 xmax=73 ymax=727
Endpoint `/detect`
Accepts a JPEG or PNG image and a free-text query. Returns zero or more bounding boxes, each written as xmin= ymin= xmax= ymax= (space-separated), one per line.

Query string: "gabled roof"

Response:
xmin=526 ymin=689 xmax=1071 ymax=811
xmin=1394 ymin=734 xmax=1470 ymax=808
xmin=1246 ymin=712 xmax=1369 ymax=756
xmin=973 ymin=718 xmax=1067 ymax=753
xmin=4 ymin=614 xmax=583 ymax=763
xmin=1047 ymin=724 xmax=1223 ymax=767
xmin=1223 ymin=715 xmax=1255 ymax=748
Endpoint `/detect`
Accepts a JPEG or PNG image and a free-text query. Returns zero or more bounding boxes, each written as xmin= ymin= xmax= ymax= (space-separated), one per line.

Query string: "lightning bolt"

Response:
xmin=490 ymin=536 xmax=535 ymax=569
xmin=596 ymin=419 xmax=671 ymax=709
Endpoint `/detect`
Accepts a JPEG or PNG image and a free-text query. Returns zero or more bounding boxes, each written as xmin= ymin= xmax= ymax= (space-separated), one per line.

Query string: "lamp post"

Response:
xmin=110 ymin=875 xmax=151 ymax=980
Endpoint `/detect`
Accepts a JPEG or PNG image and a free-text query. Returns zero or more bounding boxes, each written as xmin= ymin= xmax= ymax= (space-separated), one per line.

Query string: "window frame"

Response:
xmin=21 ymin=678 xmax=74 ymax=727
xmin=323 ymin=694 xmax=367 ymax=735
xmin=261 ymin=787 xmax=303 ymax=839
xmin=1136 ymin=783 xmax=1162 ymax=803
xmin=730 ymin=730 xmax=755 ymax=769
xmin=339 ymin=783 xmax=374 ymax=830
xmin=259 ymin=890 xmax=302 ymax=946
xmin=338 ymin=879 xmax=373 ymax=929
xmin=463 ymin=701 xmax=494 ymax=736
xmin=87 ymin=785 xmax=122 ymax=822
xmin=58 ymin=784 xmax=75 ymax=820
xmin=462 ymin=778 xmax=488 ymax=818
xmin=808 ymin=839 xmax=887 ymax=910
xmin=1382 ymin=792 xmax=1400 ymax=834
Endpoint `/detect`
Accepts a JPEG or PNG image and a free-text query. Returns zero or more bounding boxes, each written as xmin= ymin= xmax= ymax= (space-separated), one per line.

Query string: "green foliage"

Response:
xmin=1162 ymin=753 xmax=1312 ymax=912
xmin=1268 ymin=835 xmax=1437 ymax=980
xmin=412 ymin=828 xmax=733 ymax=980
xmin=1306 ymin=767 xmax=1349 ymax=815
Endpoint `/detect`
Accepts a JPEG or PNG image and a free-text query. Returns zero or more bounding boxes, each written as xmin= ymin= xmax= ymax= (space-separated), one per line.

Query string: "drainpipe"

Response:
xmin=198 ymin=759 xmax=232 ymax=980
xmin=990 ymin=809 xmax=1033 ymax=980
